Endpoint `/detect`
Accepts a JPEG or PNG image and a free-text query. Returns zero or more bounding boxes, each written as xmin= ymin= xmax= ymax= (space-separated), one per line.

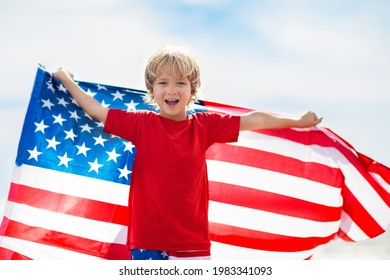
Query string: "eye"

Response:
xmin=177 ymin=81 xmax=187 ymax=86
xmin=158 ymin=81 xmax=167 ymax=85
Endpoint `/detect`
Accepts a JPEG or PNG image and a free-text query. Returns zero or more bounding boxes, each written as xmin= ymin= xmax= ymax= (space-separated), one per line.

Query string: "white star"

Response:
xmin=57 ymin=152 xmax=72 ymax=168
xmin=56 ymin=97 xmax=69 ymax=107
xmin=86 ymin=88 xmax=96 ymax=97
xmin=27 ymin=146 xmax=42 ymax=161
xmin=106 ymin=148 xmax=121 ymax=163
xmin=58 ymin=84 xmax=67 ymax=92
xmin=112 ymin=90 xmax=125 ymax=100
xmin=84 ymin=112 xmax=93 ymax=120
xmin=123 ymin=141 xmax=135 ymax=153
xmin=41 ymin=98 xmax=54 ymax=110
xmin=88 ymin=158 xmax=103 ymax=174
xmin=53 ymin=114 xmax=66 ymax=126
xmin=93 ymin=135 xmax=107 ymax=147
xmin=70 ymin=96 xmax=79 ymax=106
xmin=97 ymin=84 xmax=107 ymax=90
xmin=96 ymin=121 xmax=104 ymax=128
xmin=76 ymin=142 xmax=91 ymax=157
xmin=161 ymin=251 xmax=168 ymax=258
xmin=46 ymin=81 xmax=55 ymax=93
xmin=118 ymin=164 xmax=131 ymax=180
xmin=46 ymin=136 xmax=61 ymax=151
xmin=101 ymin=100 xmax=110 ymax=108
xmin=64 ymin=129 xmax=77 ymax=141
xmin=69 ymin=110 xmax=81 ymax=122
xmin=34 ymin=120 xmax=49 ymax=134
xmin=118 ymin=165 xmax=132 ymax=179
xmin=80 ymin=123 xmax=93 ymax=133
xmin=125 ymin=99 xmax=139 ymax=111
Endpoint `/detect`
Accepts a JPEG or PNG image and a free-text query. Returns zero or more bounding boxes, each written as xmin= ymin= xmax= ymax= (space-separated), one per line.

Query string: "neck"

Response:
xmin=159 ymin=112 xmax=188 ymax=121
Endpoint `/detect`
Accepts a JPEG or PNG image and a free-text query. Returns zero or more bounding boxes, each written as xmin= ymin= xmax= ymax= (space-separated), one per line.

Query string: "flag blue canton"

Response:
xmin=15 ymin=67 xmax=142 ymax=185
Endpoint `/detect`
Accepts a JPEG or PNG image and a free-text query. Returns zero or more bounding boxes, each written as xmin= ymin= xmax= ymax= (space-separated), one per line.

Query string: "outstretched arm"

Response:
xmin=240 ymin=110 xmax=322 ymax=131
xmin=52 ymin=68 xmax=108 ymax=124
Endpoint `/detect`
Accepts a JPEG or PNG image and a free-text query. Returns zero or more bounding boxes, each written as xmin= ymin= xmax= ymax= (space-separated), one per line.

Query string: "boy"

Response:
xmin=53 ymin=46 xmax=322 ymax=260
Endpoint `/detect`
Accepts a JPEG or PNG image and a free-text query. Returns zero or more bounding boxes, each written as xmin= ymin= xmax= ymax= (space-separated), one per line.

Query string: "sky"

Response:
xmin=0 ymin=0 xmax=389 ymax=258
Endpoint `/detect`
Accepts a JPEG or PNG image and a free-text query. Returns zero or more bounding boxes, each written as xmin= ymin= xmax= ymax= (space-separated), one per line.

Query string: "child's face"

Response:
xmin=152 ymin=70 xmax=192 ymax=121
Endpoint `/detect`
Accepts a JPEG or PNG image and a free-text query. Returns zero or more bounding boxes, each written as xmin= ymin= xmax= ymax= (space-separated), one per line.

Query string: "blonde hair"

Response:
xmin=144 ymin=46 xmax=201 ymax=105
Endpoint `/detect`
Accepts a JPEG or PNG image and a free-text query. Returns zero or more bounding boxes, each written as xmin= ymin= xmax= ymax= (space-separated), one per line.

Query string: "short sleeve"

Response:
xmin=200 ymin=112 xmax=240 ymax=147
xmin=104 ymin=109 xmax=153 ymax=144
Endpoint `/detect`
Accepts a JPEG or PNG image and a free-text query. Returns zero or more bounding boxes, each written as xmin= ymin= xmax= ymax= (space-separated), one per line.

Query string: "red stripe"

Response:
xmin=203 ymin=101 xmax=252 ymax=115
xmin=259 ymin=128 xmax=340 ymax=147
xmin=1 ymin=217 xmax=129 ymax=260
xmin=207 ymin=143 xmax=344 ymax=188
xmin=336 ymin=228 xmax=354 ymax=242
xmin=209 ymin=222 xmax=334 ymax=252
xmin=209 ymin=181 xmax=341 ymax=222
xmin=0 ymin=210 xmax=10 ymax=237
xmin=0 ymin=247 xmax=31 ymax=260
xmin=8 ymin=183 xmax=128 ymax=226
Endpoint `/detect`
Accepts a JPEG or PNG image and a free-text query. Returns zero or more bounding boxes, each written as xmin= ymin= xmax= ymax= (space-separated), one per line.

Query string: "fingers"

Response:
xmin=68 ymin=70 xmax=74 ymax=80
xmin=301 ymin=111 xmax=322 ymax=127
xmin=309 ymin=111 xmax=323 ymax=125
xmin=314 ymin=117 xmax=323 ymax=125
xmin=52 ymin=67 xmax=74 ymax=81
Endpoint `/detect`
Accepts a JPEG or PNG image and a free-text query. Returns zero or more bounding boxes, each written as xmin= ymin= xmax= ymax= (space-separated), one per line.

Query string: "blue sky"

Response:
xmin=0 ymin=0 xmax=389 ymax=258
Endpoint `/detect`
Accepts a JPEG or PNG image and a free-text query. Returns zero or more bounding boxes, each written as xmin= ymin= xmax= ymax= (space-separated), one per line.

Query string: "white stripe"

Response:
xmin=0 ymin=236 xmax=101 ymax=260
xmin=207 ymin=159 xmax=343 ymax=207
xmin=338 ymin=157 xmax=390 ymax=229
xmin=211 ymin=241 xmax=315 ymax=260
xmin=12 ymin=164 xmax=129 ymax=206
xmin=209 ymin=201 xmax=340 ymax=238
xmin=4 ymin=201 xmax=127 ymax=244
xmin=234 ymin=131 xmax=341 ymax=168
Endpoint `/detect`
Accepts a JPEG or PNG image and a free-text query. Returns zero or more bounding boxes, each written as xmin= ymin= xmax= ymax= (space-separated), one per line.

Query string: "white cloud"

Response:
xmin=0 ymin=0 xmax=178 ymax=98
xmin=254 ymin=13 xmax=388 ymax=65
xmin=216 ymin=4 xmax=390 ymax=104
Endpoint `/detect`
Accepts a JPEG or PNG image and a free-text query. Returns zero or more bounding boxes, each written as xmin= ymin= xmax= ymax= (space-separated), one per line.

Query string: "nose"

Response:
xmin=165 ymin=83 xmax=178 ymax=95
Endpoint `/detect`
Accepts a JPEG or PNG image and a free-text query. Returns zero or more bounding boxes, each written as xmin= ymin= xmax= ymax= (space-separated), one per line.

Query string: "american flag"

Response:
xmin=0 ymin=65 xmax=389 ymax=260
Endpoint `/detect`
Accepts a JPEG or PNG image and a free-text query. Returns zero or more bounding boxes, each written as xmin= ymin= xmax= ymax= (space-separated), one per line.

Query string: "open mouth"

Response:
xmin=165 ymin=98 xmax=180 ymax=106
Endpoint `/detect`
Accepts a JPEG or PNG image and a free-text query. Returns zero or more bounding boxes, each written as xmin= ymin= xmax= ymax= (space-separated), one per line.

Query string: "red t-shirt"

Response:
xmin=104 ymin=109 xmax=240 ymax=251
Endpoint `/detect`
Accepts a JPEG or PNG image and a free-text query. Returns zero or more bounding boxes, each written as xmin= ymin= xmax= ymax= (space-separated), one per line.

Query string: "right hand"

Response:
xmin=52 ymin=67 xmax=74 ymax=82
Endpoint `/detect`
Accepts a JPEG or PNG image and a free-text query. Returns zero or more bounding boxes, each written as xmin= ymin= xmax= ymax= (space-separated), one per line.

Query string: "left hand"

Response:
xmin=298 ymin=111 xmax=323 ymax=128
